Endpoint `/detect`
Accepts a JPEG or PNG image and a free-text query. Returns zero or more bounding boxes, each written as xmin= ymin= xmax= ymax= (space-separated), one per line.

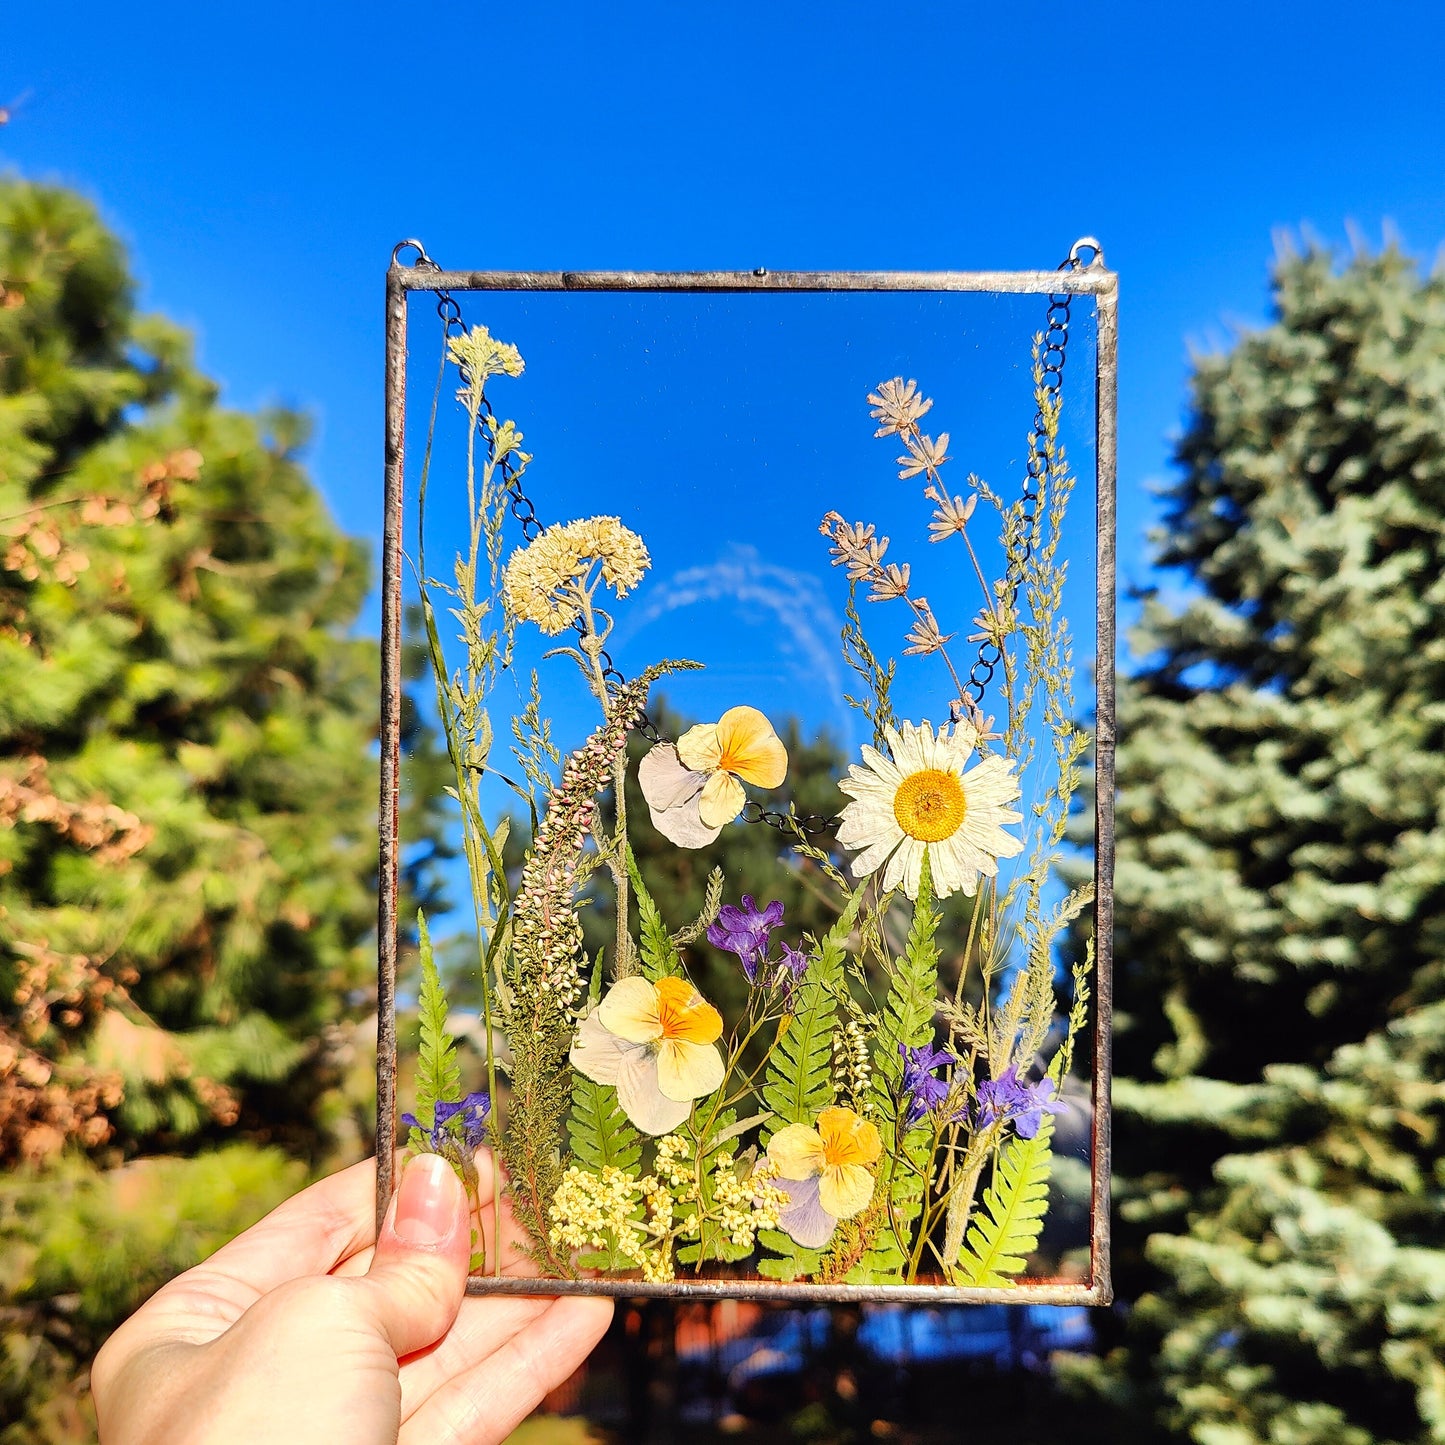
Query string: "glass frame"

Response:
xmin=376 ymin=244 xmax=1117 ymax=1304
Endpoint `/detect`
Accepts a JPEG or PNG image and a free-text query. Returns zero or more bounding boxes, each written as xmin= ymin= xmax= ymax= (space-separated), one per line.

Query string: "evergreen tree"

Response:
xmin=1060 ymin=246 xmax=1445 ymax=1442
xmin=0 ymin=180 xmax=386 ymax=1440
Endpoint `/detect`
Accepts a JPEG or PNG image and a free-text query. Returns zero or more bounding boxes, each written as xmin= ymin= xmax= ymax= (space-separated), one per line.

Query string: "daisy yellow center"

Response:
xmin=893 ymin=768 xmax=966 ymax=843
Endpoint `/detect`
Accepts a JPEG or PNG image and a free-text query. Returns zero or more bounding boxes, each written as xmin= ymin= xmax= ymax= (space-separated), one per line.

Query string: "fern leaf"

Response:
xmin=567 ymin=1074 xmax=642 ymax=1177
xmin=760 ymin=883 xmax=865 ymax=1137
xmin=756 ymin=1228 xmax=825 ymax=1282
xmin=871 ymin=852 xmax=942 ymax=1101
xmin=676 ymin=1110 xmax=754 ymax=1266
xmin=859 ymin=855 xmax=941 ymax=1281
xmin=954 ymin=1113 xmax=1055 ymax=1287
xmin=627 ymin=846 xmax=683 ymax=980
xmin=414 ymin=909 xmax=461 ymax=1129
xmin=756 ymin=886 xmax=869 ymax=1282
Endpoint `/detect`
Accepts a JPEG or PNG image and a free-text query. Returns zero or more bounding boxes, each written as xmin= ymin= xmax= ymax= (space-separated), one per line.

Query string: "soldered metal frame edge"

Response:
xmin=377 ymin=254 xmax=1118 ymax=1308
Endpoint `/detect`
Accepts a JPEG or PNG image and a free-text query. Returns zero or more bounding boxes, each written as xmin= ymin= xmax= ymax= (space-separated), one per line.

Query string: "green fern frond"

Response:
xmin=756 ymin=1228 xmax=826 ymax=1282
xmin=627 ymin=845 xmax=683 ymax=980
xmin=873 ymin=852 xmax=942 ymax=1091
xmin=859 ymin=854 xmax=941 ymax=1281
xmin=567 ymin=1074 xmax=643 ymax=1176
xmin=414 ymin=909 xmax=461 ymax=1131
xmin=760 ymin=883 xmax=865 ymax=1137
xmin=677 ymin=1110 xmax=754 ymax=1266
xmin=565 ymin=1076 xmax=645 ymax=1272
xmin=953 ymin=1112 xmax=1055 ymax=1287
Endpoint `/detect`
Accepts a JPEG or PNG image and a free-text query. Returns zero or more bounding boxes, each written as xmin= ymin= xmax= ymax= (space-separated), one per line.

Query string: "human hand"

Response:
xmin=92 ymin=1150 xmax=613 ymax=1444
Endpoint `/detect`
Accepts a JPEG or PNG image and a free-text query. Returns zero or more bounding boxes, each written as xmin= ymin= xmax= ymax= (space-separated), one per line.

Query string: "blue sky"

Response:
xmin=5 ymin=0 xmax=1445 ymax=759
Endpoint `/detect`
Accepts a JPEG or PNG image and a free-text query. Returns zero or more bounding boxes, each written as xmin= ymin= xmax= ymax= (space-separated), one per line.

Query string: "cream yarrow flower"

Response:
xmin=446 ymin=325 xmax=524 ymax=407
xmin=766 ymin=1105 xmax=882 ymax=1248
xmin=638 ymin=705 xmax=788 ymax=848
xmin=503 ymin=516 xmax=650 ymax=635
xmin=836 ymin=720 xmax=1024 ymax=900
xmin=570 ymin=976 xmax=725 ymax=1134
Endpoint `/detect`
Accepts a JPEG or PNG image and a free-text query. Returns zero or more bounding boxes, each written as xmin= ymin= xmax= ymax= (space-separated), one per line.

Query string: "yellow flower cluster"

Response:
xmin=655 ymin=1134 xmax=788 ymax=1252
xmin=547 ymin=1164 xmax=674 ymax=1282
xmin=446 ymin=326 xmax=524 ymax=406
xmin=549 ymin=1137 xmax=789 ymax=1277
xmin=503 ymin=517 xmax=651 ymax=635
xmin=653 ymin=1132 xmax=697 ymax=1194
xmin=714 ymin=1155 xmax=789 ymax=1250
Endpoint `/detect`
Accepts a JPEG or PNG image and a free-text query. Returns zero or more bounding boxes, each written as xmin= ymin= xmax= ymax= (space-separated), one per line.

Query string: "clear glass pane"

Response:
xmin=390 ymin=283 xmax=1104 ymax=1296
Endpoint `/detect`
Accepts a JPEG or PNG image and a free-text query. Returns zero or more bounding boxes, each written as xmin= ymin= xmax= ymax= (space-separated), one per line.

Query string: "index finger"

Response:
xmin=188 ymin=1154 xmax=387 ymax=1296
xmin=214 ymin=1146 xmax=504 ymax=1297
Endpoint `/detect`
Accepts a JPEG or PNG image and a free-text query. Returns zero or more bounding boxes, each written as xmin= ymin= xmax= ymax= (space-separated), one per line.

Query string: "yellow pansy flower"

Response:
xmin=765 ymin=1105 xmax=883 ymax=1247
xmin=639 ymin=706 xmax=788 ymax=848
xmin=570 ymin=976 xmax=726 ymax=1135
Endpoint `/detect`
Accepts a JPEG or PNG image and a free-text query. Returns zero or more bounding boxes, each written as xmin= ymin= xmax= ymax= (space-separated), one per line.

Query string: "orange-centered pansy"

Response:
xmin=676 ymin=706 xmax=789 ymax=828
xmin=765 ymin=1106 xmax=883 ymax=1247
xmin=639 ymin=705 xmax=789 ymax=848
xmin=570 ymin=976 xmax=726 ymax=1135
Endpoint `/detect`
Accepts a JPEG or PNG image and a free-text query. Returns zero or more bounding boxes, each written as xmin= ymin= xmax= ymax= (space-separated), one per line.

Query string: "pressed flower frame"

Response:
xmin=378 ymin=245 xmax=1118 ymax=1304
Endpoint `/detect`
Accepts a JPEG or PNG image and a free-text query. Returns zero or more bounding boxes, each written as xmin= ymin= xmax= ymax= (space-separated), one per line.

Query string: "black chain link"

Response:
xmin=963 ymin=245 xmax=1088 ymax=707
xmin=400 ymin=240 xmax=1096 ymax=841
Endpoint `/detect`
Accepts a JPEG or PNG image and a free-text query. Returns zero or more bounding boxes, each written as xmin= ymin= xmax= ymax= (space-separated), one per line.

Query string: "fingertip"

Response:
xmin=391 ymin=1154 xmax=467 ymax=1248
xmin=553 ymin=1292 xmax=616 ymax=1346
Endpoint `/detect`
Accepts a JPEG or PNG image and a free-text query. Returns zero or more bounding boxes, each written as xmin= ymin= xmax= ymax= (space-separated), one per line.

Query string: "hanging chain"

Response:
xmin=395 ymin=239 xmax=1098 ymax=840
xmin=961 ymin=239 xmax=1095 ymax=707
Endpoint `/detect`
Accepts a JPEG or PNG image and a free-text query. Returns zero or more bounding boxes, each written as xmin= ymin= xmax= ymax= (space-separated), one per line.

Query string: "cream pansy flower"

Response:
xmin=836 ymin=720 xmax=1024 ymax=900
xmin=569 ymin=976 xmax=726 ymax=1135
xmin=766 ymin=1106 xmax=882 ymax=1248
xmin=638 ymin=706 xmax=788 ymax=848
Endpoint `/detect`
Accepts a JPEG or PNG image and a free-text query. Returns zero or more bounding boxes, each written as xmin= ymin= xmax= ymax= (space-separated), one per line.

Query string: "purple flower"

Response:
xmin=707 ymin=895 xmax=785 ymax=982
xmin=772 ymin=1172 xmax=835 ymax=1248
xmin=402 ymin=1090 xmax=491 ymax=1152
xmin=899 ymin=1042 xmax=959 ymax=1127
xmin=974 ymin=1072 xmax=1064 ymax=1139
xmin=773 ymin=942 xmax=811 ymax=1009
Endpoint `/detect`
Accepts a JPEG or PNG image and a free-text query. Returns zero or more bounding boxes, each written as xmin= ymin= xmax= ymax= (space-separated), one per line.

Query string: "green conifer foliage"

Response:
xmin=0 ymin=180 xmax=383 ymax=1440
xmin=1060 ymin=246 xmax=1445 ymax=1443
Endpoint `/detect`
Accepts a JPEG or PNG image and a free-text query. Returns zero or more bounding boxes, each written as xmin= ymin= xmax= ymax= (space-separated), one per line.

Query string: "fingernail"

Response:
xmin=394 ymin=1154 xmax=459 ymax=1246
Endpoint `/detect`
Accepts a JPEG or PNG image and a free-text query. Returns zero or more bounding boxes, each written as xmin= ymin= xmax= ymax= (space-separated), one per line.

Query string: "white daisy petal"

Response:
xmin=834 ymin=722 xmax=1024 ymax=902
xmin=889 ymin=724 xmax=927 ymax=775
xmin=881 ymin=837 xmax=920 ymax=894
xmin=901 ymin=842 xmax=926 ymax=899
xmin=930 ymin=836 xmax=968 ymax=897
xmin=856 ymin=745 xmax=903 ymax=786
xmin=848 ymin=827 xmax=905 ymax=881
xmin=836 ymin=798 xmax=897 ymax=848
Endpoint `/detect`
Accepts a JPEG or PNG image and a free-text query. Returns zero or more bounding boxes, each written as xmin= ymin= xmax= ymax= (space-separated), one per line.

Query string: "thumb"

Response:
xmin=361 ymin=1153 xmax=471 ymax=1359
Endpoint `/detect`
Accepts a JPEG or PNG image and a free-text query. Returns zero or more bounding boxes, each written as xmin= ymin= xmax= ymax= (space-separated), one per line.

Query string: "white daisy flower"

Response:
xmin=836 ymin=720 xmax=1024 ymax=900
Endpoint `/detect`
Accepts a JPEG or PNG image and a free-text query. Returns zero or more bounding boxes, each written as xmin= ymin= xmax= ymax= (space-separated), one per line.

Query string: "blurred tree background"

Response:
xmin=0 ymin=180 xmax=386 ymax=1442
xmin=1057 ymin=247 xmax=1445 ymax=1443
